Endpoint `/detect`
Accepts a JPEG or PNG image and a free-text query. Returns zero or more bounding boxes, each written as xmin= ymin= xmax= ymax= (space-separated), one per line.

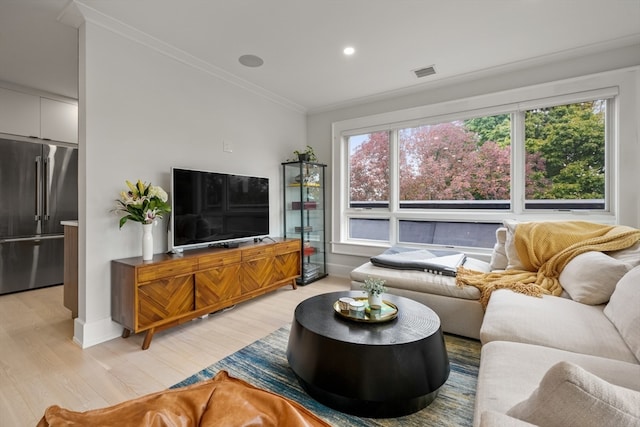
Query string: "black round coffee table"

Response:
xmin=286 ymin=291 xmax=450 ymax=418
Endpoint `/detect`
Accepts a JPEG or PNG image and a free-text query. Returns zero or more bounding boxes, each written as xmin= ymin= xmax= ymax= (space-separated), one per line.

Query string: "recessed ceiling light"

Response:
xmin=239 ymin=54 xmax=264 ymax=67
xmin=343 ymin=46 xmax=355 ymax=56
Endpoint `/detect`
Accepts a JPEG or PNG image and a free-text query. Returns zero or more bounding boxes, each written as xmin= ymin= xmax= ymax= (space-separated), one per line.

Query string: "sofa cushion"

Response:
xmin=37 ymin=370 xmax=330 ymax=427
xmin=506 ymin=361 xmax=640 ymax=427
xmin=559 ymin=251 xmax=631 ymax=305
xmin=605 ymin=266 xmax=640 ymax=362
xmin=350 ymin=257 xmax=489 ymax=300
xmin=479 ymin=410 xmax=537 ymax=427
xmin=607 ymin=241 xmax=640 ymax=267
xmin=473 ymin=341 xmax=640 ymax=427
xmin=480 ymin=289 xmax=638 ymax=363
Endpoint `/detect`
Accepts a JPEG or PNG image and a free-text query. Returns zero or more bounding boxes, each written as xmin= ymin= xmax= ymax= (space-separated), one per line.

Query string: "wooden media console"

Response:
xmin=111 ymin=238 xmax=301 ymax=349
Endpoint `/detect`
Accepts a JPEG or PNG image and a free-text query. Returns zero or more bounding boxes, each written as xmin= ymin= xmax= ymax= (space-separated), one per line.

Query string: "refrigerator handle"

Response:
xmin=35 ymin=156 xmax=42 ymax=221
xmin=43 ymin=157 xmax=50 ymax=220
xmin=1 ymin=235 xmax=64 ymax=243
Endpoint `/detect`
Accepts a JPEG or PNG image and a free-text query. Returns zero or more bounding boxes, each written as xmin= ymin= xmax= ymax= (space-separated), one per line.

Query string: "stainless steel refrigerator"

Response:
xmin=0 ymin=137 xmax=78 ymax=295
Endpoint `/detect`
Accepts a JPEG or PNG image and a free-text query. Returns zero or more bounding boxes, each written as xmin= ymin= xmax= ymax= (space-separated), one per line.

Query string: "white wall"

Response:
xmin=308 ymin=43 xmax=640 ymax=278
xmin=75 ymin=19 xmax=306 ymax=347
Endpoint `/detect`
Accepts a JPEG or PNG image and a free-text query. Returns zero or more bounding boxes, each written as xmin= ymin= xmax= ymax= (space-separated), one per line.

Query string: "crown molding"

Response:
xmin=57 ymin=1 xmax=307 ymax=114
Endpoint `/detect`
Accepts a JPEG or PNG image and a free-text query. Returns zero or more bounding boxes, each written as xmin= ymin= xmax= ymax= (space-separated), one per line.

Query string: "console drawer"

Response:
xmin=137 ymin=258 xmax=197 ymax=283
xmin=198 ymin=251 xmax=242 ymax=269
xmin=242 ymin=245 xmax=274 ymax=261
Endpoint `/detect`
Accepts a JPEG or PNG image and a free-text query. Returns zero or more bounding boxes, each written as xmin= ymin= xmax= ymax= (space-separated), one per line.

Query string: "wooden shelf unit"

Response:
xmin=111 ymin=238 xmax=301 ymax=349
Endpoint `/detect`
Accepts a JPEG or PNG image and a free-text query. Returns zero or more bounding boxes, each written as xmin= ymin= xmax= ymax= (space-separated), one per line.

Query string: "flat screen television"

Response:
xmin=169 ymin=167 xmax=270 ymax=252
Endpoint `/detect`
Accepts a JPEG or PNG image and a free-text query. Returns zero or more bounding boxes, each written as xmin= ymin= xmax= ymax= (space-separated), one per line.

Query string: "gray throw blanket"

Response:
xmin=370 ymin=246 xmax=466 ymax=277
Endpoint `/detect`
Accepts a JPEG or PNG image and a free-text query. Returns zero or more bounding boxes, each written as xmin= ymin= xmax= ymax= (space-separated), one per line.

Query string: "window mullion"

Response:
xmin=604 ymin=97 xmax=614 ymax=213
xmin=339 ymin=134 xmax=350 ymax=243
xmin=512 ymin=111 xmax=525 ymax=214
xmin=389 ymin=129 xmax=399 ymax=244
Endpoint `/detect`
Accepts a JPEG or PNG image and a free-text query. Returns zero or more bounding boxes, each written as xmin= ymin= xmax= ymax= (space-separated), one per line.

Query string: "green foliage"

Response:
xmin=543 ymin=161 xmax=605 ymax=199
xmin=525 ymin=101 xmax=605 ymax=199
xmin=464 ymin=115 xmax=511 ymax=148
xmin=288 ymin=145 xmax=317 ymax=162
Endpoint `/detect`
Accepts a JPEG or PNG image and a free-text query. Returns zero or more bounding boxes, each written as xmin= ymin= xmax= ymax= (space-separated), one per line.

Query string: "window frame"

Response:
xmin=331 ymin=69 xmax=636 ymax=258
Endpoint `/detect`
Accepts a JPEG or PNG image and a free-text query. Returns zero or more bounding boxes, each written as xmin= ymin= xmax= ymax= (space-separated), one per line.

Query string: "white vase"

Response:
xmin=368 ymin=292 xmax=383 ymax=307
xmin=142 ymin=223 xmax=153 ymax=261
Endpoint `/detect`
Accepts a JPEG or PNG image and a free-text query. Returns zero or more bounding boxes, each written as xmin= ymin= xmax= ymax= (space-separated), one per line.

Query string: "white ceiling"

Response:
xmin=2 ymin=0 xmax=640 ymax=112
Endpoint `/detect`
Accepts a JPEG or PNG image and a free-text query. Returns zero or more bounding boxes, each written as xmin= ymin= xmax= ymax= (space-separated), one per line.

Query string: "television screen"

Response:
xmin=170 ymin=167 xmax=269 ymax=251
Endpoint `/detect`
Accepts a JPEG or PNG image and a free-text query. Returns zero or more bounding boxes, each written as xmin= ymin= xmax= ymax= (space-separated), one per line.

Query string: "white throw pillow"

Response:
xmin=489 ymin=227 xmax=508 ymax=271
xmin=506 ymin=361 xmax=640 ymax=427
xmin=504 ymin=219 xmax=525 ymax=270
xmin=559 ymin=251 xmax=631 ymax=305
xmin=604 ymin=265 xmax=640 ymax=362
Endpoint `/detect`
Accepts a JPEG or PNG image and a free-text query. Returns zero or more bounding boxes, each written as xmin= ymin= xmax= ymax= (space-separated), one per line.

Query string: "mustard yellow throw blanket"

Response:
xmin=456 ymin=221 xmax=640 ymax=308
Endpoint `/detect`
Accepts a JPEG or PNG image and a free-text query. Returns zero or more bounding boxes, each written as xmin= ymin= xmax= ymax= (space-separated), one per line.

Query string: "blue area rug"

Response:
xmin=172 ymin=325 xmax=481 ymax=426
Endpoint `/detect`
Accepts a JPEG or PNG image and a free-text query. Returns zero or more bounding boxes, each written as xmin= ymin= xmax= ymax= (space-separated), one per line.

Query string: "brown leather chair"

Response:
xmin=38 ymin=371 xmax=330 ymax=427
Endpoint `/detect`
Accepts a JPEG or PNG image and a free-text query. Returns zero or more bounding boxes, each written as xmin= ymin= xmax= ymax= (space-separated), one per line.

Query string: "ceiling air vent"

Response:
xmin=413 ymin=65 xmax=436 ymax=78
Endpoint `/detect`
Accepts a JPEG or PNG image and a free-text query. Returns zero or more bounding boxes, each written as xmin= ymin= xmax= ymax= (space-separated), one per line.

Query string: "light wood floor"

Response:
xmin=0 ymin=276 xmax=350 ymax=426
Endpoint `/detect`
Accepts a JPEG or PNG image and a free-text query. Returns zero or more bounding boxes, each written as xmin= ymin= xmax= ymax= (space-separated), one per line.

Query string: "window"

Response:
xmin=332 ymin=71 xmax=631 ymax=255
xmin=397 ymin=116 xmax=511 ymax=209
xmin=398 ymin=220 xmax=499 ymax=248
xmin=524 ymin=101 xmax=606 ymax=210
xmin=349 ymin=131 xmax=389 ymax=209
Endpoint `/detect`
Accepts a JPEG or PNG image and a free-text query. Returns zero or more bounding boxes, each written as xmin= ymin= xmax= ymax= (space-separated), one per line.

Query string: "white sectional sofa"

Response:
xmin=350 ymin=221 xmax=640 ymax=426
xmin=475 ymin=265 xmax=640 ymax=426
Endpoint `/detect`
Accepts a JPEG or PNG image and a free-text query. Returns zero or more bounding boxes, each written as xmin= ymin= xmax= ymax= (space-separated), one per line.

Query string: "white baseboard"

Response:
xmin=73 ymin=317 xmax=123 ymax=348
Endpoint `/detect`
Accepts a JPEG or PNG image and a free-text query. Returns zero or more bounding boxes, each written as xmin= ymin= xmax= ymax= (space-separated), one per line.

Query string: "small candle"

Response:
xmin=349 ymin=301 xmax=365 ymax=318
xmin=338 ymin=297 xmax=355 ymax=312
xmin=369 ymin=304 xmax=382 ymax=320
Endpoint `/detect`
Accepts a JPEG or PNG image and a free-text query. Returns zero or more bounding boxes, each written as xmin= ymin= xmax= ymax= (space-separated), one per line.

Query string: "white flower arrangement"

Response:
xmin=115 ymin=180 xmax=170 ymax=228
xmin=361 ymin=276 xmax=387 ymax=296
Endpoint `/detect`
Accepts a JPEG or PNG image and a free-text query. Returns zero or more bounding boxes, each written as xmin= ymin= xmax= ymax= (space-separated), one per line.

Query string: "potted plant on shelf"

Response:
xmin=361 ymin=276 xmax=387 ymax=307
xmin=288 ymin=145 xmax=317 ymax=162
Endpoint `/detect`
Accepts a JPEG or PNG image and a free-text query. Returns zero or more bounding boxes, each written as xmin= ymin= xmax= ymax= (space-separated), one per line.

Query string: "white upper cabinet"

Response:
xmin=0 ymin=87 xmax=40 ymax=138
xmin=0 ymin=87 xmax=78 ymax=144
xmin=40 ymin=97 xmax=78 ymax=144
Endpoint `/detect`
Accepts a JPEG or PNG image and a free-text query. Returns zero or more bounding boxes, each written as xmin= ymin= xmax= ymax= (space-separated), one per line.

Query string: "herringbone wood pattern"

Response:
xmin=195 ymin=264 xmax=242 ymax=308
xmin=137 ymin=275 xmax=194 ymax=329
xmin=273 ymin=252 xmax=300 ymax=281
xmin=242 ymin=258 xmax=272 ymax=292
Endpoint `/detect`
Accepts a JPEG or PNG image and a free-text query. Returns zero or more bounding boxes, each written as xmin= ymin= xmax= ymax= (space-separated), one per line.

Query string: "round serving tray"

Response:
xmin=333 ymin=297 xmax=399 ymax=323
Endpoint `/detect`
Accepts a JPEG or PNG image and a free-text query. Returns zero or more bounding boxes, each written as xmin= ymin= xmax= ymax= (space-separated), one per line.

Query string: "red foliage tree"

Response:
xmin=349 ymin=131 xmax=390 ymax=202
xmin=399 ymin=123 xmax=510 ymax=201
xmin=350 ymin=121 xmax=556 ymax=204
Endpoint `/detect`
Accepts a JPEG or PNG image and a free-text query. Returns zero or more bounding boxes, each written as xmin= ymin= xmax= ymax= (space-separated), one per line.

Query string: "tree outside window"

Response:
xmin=525 ymin=101 xmax=606 ymax=203
xmin=348 ymin=101 xmax=606 ymax=211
